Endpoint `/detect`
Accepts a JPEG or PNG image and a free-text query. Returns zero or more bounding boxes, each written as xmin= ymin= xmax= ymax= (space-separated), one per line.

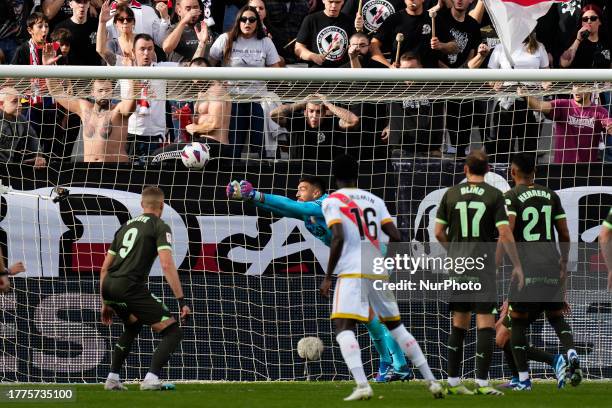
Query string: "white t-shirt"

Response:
xmin=488 ymin=42 xmax=549 ymax=109
xmin=209 ymin=34 xmax=281 ymax=95
xmin=322 ymin=188 xmax=393 ymax=277
xmin=119 ymin=61 xmax=179 ymax=136
xmin=488 ymin=42 xmax=549 ymax=70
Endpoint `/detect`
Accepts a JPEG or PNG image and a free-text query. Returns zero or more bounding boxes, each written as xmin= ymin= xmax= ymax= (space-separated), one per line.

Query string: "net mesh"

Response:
xmin=0 ymin=70 xmax=611 ymax=382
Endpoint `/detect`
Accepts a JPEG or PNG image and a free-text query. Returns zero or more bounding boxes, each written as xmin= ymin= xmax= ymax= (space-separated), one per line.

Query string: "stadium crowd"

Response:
xmin=1 ymin=0 xmax=612 ymax=166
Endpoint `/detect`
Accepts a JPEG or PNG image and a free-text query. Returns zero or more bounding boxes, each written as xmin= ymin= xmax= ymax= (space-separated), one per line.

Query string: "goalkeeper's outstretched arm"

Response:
xmin=227 ymin=181 xmax=323 ymax=220
xmin=253 ymin=193 xmax=323 ymax=219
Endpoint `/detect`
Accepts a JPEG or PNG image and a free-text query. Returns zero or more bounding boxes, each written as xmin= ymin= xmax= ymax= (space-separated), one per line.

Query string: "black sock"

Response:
xmin=547 ymin=315 xmax=574 ymax=352
xmin=526 ymin=346 xmax=554 ymax=365
xmin=476 ymin=327 xmax=495 ymax=381
xmin=150 ymin=323 xmax=183 ymax=376
xmin=448 ymin=326 xmax=466 ymax=378
xmin=511 ymin=318 xmax=529 ymax=373
xmin=503 ymin=342 xmax=518 ymax=377
xmin=111 ymin=322 xmax=143 ymax=374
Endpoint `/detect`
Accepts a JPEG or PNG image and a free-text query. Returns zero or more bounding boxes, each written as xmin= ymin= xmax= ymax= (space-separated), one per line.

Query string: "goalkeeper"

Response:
xmin=227 ymin=176 xmax=412 ymax=382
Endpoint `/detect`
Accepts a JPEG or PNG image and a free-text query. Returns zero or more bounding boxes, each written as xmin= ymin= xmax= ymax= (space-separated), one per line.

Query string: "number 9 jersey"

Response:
xmin=322 ymin=188 xmax=394 ymax=278
xmin=107 ymin=214 xmax=173 ymax=283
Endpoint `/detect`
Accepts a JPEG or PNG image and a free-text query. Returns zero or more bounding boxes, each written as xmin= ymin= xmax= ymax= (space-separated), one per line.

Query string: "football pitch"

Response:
xmin=2 ymin=381 xmax=610 ymax=408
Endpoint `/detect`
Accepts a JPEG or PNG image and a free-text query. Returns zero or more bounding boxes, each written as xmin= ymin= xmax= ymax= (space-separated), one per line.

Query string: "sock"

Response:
xmin=336 ymin=330 xmax=368 ymax=386
xmin=110 ymin=322 xmax=143 ymax=374
xmin=476 ymin=378 xmax=489 ymax=387
xmin=503 ymin=342 xmax=518 ymax=377
xmin=144 ymin=372 xmax=158 ymax=382
xmin=447 ymin=326 xmax=466 ymax=379
xmin=526 ymin=346 xmax=554 ymax=365
xmin=447 ymin=377 xmax=460 ymax=387
xmin=519 ymin=371 xmax=529 ymax=382
xmin=149 ymin=323 xmax=183 ymax=377
xmin=382 ymin=325 xmax=409 ymax=370
xmin=364 ymin=317 xmax=392 ymax=367
xmin=476 ymin=327 xmax=495 ymax=383
xmin=389 ymin=324 xmax=434 ymax=381
xmin=107 ymin=372 xmax=120 ymax=381
xmin=547 ymin=315 xmax=575 ymax=352
xmin=567 ymin=348 xmax=578 ymax=360
xmin=510 ymin=318 xmax=529 ymax=373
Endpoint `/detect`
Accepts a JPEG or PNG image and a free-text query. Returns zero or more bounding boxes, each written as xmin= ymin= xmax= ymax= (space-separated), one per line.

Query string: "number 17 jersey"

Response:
xmin=107 ymin=213 xmax=173 ymax=284
xmin=322 ymin=188 xmax=394 ymax=277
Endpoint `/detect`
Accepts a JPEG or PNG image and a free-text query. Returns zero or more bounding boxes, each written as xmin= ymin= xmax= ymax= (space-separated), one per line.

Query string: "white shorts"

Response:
xmin=331 ymin=276 xmax=400 ymax=322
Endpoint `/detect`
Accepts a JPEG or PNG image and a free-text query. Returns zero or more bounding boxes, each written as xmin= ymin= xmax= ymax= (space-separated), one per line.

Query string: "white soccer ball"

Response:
xmin=297 ymin=337 xmax=324 ymax=361
xmin=181 ymin=142 xmax=210 ymax=169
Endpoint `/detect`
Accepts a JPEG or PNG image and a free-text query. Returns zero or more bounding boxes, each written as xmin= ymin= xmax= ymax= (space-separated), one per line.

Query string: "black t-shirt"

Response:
xmin=167 ymin=23 xmax=201 ymax=62
xmin=388 ymin=97 xmax=433 ymax=152
xmin=285 ymin=113 xmax=345 ymax=162
xmin=437 ymin=8 xmax=481 ymax=68
xmin=374 ymin=10 xmax=450 ymax=68
xmin=571 ymin=38 xmax=611 ymax=68
xmin=342 ymin=0 xmax=406 ymax=33
xmin=296 ymin=11 xmax=356 ymax=68
xmin=107 ymin=213 xmax=173 ymax=284
xmin=44 ymin=0 xmax=73 ymax=31
xmin=55 ymin=18 xmax=101 ymax=66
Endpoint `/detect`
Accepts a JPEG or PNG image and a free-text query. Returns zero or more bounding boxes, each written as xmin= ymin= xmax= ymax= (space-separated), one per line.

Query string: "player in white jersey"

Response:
xmin=320 ymin=155 xmax=444 ymax=401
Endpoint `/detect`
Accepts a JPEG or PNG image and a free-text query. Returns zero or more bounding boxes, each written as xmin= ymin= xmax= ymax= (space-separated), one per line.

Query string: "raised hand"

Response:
xmin=42 ymin=43 xmax=61 ymax=65
xmin=8 ymin=261 xmax=25 ymax=275
xmin=156 ymin=1 xmax=170 ymax=21
xmin=100 ymin=0 xmax=113 ymax=24
xmin=194 ymin=21 xmax=209 ymax=44
xmin=183 ymin=8 xmax=201 ymax=25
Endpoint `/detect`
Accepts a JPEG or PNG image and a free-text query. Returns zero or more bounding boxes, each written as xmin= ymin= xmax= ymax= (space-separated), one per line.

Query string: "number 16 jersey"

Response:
xmin=322 ymin=188 xmax=394 ymax=277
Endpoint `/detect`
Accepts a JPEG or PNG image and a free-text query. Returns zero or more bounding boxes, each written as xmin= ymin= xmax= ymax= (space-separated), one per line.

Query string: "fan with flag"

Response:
xmin=483 ymin=0 xmax=570 ymax=66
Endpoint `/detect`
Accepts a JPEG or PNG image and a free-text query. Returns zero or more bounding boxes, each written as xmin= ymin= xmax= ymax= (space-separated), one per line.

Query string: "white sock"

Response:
xmin=389 ymin=325 xmax=435 ymax=381
xmin=144 ymin=372 xmax=159 ymax=382
xmin=519 ymin=371 xmax=529 ymax=382
xmin=448 ymin=377 xmax=460 ymax=387
xmin=476 ymin=379 xmax=489 ymax=387
xmin=107 ymin=372 xmax=120 ymax=381
xmin=336 ymin=330 xmax=368 ymax=386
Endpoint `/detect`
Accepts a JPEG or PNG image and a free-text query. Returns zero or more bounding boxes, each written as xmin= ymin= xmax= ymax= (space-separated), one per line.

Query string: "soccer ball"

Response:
xmin=181 ymin=142 xmax=210 ymax=169
xmin=297 ymin=337 xmax=324 ymax=361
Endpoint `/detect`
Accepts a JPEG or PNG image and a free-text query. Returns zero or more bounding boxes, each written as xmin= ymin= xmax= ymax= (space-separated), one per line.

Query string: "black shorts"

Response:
xmin=449 ymin=302 xmax=498 ymax=314
xmin=508 ymin=301 xmax=565 ymax=315
xmin=102 ymin=278 xmax=172 ymax=325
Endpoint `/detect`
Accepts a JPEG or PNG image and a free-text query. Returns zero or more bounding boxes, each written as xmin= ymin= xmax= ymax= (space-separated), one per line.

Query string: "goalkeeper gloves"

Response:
xmin=226 ymin=180 xmax=262 ymax=202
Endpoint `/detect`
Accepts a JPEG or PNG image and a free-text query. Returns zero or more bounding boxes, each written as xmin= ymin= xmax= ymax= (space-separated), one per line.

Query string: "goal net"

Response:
xmin=0 ymin=66 xmax=611 ymax=383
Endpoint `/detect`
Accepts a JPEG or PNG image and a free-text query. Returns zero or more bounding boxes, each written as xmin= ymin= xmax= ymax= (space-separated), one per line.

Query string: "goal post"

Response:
xmin=0 ymin=66 xmax=610 ymax=383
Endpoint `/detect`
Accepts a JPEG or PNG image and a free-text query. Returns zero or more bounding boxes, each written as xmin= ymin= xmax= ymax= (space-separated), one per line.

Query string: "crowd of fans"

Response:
xmin=1 ymin=0 xmax=612 ymax=168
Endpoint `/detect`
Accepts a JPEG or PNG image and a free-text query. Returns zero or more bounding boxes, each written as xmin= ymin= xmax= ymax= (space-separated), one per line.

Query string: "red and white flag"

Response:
xmin=483 ymin=0 xmax=569 ymax=65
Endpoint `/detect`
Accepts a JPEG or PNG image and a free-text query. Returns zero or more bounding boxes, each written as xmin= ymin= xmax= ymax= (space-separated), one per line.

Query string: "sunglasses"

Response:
xmin=239 ymin=16 xmax=257 ymax=24
xmin=582 ymin=16 xmax=599 ymax=22
xmin=116 ymin=17 xmax=135 ymax=23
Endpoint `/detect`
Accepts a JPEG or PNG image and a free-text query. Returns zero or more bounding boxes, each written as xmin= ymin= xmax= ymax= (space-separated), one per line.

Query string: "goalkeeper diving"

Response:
xmin=226 ymin=176 xmax=412 ymax=382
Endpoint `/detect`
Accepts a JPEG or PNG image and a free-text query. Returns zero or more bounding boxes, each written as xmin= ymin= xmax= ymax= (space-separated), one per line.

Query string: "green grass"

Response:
xmin=2 ymin=381 xmax=610 ymax=408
